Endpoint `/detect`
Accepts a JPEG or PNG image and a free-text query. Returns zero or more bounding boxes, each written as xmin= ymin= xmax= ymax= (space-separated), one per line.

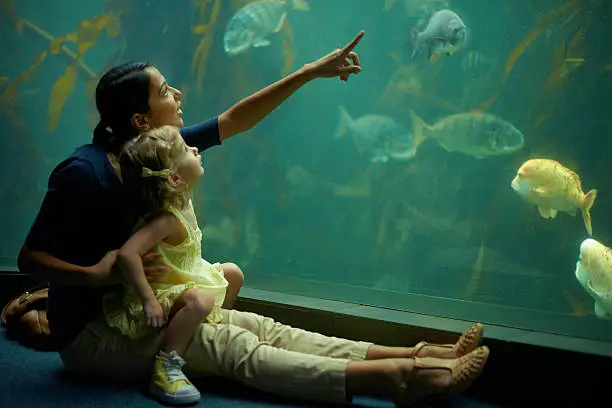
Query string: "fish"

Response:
xmin=334 ymin=106 xmax=419 ymax=163
xmin=410 ymin=9 xmax=467 ymax=60
xmin=408 ymin=110 xmax=524 ymax=159
xmin=575 ymin=238 xmax=612 ymax=319
xmin=223 ymin=0 xmax=309 ymax=56
xmin=510 ymin=159 xmax=597 ymax=235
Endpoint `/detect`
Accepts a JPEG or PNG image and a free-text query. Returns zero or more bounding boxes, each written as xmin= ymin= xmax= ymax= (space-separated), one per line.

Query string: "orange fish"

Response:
xmin=511 ymin=158 xmax=597 ymax=235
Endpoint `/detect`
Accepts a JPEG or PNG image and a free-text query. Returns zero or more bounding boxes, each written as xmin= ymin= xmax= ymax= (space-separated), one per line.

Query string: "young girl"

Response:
xmin=103 ymin=125 xmax=238 ymax=405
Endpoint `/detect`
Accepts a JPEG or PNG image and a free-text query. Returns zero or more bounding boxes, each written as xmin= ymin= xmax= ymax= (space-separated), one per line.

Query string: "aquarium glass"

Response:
xmin=1 ymin=0 xmax=611 ymax=343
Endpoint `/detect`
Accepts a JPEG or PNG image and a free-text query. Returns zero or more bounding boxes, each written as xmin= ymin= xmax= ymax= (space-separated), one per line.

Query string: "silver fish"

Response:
xmin=409 ymin=111 xmax=524 ymax=159
xmin=334 ymin=106 xmax=418 ymax=163
xmin=223 ymin=0 xmax=309 ymax=56
xmin=410 ymin=9 xmax=467 ymax=59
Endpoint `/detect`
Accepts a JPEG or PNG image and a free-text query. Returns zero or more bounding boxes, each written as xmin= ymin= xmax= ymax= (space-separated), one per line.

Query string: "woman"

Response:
xmin=18 ymin=30 xmax=489 ymax=406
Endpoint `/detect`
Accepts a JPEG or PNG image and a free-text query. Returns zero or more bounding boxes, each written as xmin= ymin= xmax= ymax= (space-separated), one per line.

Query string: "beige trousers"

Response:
xmin=60 ymin=309 xmax=372 ymax=404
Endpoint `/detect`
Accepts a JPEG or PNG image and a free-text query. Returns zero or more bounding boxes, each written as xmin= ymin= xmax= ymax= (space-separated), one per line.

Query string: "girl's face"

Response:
xmin=145 ymin=67 xmax=184 ymax=129
xmin=175 ymin=137 xmax=204 ymax=187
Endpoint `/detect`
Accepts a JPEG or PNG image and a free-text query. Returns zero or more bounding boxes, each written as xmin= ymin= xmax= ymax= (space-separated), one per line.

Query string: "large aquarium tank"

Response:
xmin=1 ymin=0 xmax=611 ymax=345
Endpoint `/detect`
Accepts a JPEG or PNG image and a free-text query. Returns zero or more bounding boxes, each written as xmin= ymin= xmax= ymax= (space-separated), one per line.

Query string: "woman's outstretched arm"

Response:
xmin=217 ymin=30 xmax=364 ymax=141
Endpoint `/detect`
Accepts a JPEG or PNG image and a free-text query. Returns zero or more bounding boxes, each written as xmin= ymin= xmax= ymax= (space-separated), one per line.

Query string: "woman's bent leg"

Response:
xmin=59 ymin=315 xmax=489 ymax=405
xmin=59 ymin=316 xmax=164 ymax=382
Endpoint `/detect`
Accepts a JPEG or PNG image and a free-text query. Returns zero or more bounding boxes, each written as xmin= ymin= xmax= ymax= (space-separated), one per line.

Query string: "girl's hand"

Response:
xmin=142 ymin=251 xmax=169 ymax=283
xmin=144 ymin=299 xmax=166 ymax=328
xmin=302 ymin=30 xmax=364 ymax=82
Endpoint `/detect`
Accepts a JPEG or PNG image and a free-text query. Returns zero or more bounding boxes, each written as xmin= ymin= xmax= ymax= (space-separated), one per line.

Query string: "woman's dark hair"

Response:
xmin=92 ymin=61 xmax=153 ymax=155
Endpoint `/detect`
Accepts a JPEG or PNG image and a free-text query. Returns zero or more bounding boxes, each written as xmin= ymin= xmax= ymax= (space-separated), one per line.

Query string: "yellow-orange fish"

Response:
xmin=511 ymin=158 xmax=597 ymax=235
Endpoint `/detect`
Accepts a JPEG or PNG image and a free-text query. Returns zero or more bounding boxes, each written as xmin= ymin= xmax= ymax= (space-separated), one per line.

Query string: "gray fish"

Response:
xmin=334 ymin=106 xmax=418 ymax=163
xmin=223 ymin=0 xmax=309 ymax=56
xmin=409 ymin=110 xmax=524 ymax=159
xmin=410 ymin=9 xmax=467 ymax=59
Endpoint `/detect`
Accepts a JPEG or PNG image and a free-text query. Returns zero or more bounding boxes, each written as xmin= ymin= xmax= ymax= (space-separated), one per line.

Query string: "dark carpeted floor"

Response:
xmin=0 ymin=332 xmax=505 ymax=408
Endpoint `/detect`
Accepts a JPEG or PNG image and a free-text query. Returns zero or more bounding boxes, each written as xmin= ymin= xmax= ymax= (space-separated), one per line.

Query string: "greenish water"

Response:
xmin=1 ymin=0 xmax=612 ymax=343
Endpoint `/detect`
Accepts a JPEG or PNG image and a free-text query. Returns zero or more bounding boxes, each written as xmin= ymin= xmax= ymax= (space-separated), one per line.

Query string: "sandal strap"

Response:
xmin=412 ymin=341 xmax=454 ymax=357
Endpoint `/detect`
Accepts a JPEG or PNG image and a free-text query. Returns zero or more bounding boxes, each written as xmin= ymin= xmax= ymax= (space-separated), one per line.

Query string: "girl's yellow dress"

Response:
xmin=103 ymin=200 xmax=228 ymax=339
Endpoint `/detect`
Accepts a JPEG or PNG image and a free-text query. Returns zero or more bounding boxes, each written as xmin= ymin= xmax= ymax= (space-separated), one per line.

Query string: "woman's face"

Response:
xmin=144 ymin=67 xmax=184 ymax=129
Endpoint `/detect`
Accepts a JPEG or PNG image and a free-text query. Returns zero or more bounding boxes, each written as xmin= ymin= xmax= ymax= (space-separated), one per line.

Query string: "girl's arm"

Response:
xmin=117 ymin=212 xmax=178 ymax=304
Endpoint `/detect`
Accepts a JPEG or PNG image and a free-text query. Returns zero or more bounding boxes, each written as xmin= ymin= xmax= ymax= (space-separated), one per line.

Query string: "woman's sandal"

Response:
xmin=412 ymin=323 xmax=484 ymax=358
xmin=394 ymin=345 xmax=490 ymax=407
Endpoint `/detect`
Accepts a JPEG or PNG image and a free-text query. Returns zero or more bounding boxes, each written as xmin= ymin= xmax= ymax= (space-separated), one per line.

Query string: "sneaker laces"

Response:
xmin=161 ymin=352 xmax=189 ymax=384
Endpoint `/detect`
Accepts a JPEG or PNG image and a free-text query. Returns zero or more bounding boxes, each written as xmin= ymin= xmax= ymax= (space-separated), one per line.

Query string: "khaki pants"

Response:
xmin=60 ymin=309 xmax=372 ymax=404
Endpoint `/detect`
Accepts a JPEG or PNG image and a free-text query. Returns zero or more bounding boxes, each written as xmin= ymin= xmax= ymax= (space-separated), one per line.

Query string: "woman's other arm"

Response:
xmin=18 ymin=158 xmax=166 ymax=287
xmin=18 ymin=246 xmax=118 ymax=286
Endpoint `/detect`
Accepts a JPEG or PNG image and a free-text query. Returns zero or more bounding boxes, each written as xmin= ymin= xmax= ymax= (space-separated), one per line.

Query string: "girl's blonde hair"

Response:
xmin=120 ymin=125 xmax=190 ymax=220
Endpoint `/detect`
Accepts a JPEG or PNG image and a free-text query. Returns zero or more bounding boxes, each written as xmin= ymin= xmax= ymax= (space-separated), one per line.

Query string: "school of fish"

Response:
xmin=221 ymin=1 xmax=606 ymax=322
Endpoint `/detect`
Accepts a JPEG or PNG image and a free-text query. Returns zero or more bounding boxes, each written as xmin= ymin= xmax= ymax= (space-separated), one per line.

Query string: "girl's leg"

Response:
xmin=221 ymin=262 xmax=244 ymax=309
xmin=150 ymin=288 xmax=214 ymax=405
xmin=163 ymin=288 xmax=214 ymax=354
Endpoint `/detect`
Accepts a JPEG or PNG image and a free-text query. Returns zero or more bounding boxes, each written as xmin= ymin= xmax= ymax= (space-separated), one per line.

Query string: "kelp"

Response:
xmin=44 ymin=13 xmax=122 ymax=130
xmin=473 ymin=0 xmax=583 ymax=112
xmin=0 ymin=0 xmax=22 ymax=33
xmin=279 ymin=19 xmax=295 ymax=76
xmin=20 ymin=20 xmax=95 ymax=78
xmin=2 ymin=0 xmax=138 ymax=138
xmin=47 ymin=65 xmax=79 ymax=131
xmin=0 ymin=49 xmax=48 ymax=105
xmin=531 ymin=12 xmax=591 ymax=132
xmin=12 ymin=12 xmax=121 ymax=131
xmin=190 ymin=0 xmax=221 ymax=94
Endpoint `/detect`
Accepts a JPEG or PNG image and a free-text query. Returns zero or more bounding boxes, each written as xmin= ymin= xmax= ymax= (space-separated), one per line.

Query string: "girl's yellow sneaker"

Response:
xmin=149 ymin=350 xmax=201 ymax=405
